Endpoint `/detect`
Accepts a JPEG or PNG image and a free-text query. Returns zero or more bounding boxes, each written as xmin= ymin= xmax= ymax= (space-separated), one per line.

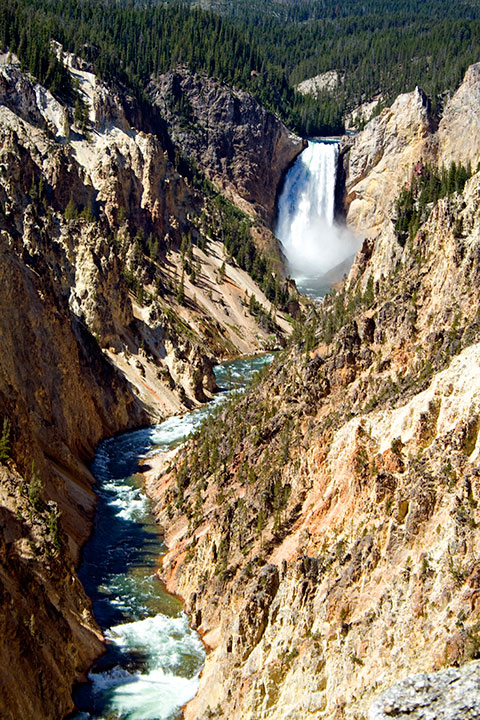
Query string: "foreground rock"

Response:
xmin=370 ymin=661 xmax=480 ymax=720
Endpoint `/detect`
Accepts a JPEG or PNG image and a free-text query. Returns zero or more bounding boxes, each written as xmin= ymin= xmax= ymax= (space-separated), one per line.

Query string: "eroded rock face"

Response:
xmin=151 ymin=343 xmax=480 ymax=720
xmin=0 ymin=134 xmax=147 ymax=716
xmin=438 ymin=63 xmax=480 ymax=168
xmin=0 ymin=57 xmax=296 ymax=719
xmin=342 ymin=87 xmax=436 ymax=235
xmin=149 ymin=68 xmax=306 ymax=225
xmin=0 ymin=467 xmax=103 ymax=720
xmin=295 ymin=70 xmax=340 ymax=95
xmin=0 ymin=229 xmax=146 ymax=559
xmin=342 ymin=63 xmax=480 ymax=239
xmin=148 ymin=129 xmax=480 ymax=720
xmin=0 ymin=60 xmax=292 ymax=414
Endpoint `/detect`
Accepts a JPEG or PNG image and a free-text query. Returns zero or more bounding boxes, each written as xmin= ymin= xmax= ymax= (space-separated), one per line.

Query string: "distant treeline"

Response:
xmin=0 ymin=0 xmax=343 ymax=135
xmin=2 ymin=0 xmax=480 ymax=135
xmin=212 ymin=0 xmax=480 ymax=119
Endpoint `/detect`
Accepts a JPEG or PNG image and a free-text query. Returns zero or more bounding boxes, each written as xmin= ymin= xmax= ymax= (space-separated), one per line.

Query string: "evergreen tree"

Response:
xmin=177 ymin=271 xmax=185 ymax=306
xmin=0 ymin=419 xmax=10 ymax=463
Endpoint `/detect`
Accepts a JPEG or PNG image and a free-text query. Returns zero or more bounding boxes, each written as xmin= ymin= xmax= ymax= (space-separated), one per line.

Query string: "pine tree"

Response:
xmin=64 ymin=196 xmax=78 ymax=220
xmin=0 ymin=419 xmax=10 ymax=463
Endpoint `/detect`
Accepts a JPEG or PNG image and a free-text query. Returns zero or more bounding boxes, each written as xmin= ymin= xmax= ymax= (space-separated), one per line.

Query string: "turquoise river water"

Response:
xmin=71 ymin=354 xmax=273 ymax=720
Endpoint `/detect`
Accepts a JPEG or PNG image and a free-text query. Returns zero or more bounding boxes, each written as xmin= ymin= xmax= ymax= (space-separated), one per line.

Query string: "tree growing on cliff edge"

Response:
xmin=176 ymin=271 xmax=185 ymax=306
xmin=0 ymin=418 xmax=10 ymax=463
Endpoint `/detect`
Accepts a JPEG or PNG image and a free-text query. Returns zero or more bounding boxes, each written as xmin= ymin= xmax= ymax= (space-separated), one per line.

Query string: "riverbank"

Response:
xmin=71 ymin=353 xmax=274 ymax=719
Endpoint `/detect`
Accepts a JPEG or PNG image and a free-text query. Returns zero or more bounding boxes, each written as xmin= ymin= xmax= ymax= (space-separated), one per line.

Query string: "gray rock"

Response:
xmin=369 ymin=661 xmax=480 ymax=720
xmin=149 ymin=67 xmax=306 ymax=225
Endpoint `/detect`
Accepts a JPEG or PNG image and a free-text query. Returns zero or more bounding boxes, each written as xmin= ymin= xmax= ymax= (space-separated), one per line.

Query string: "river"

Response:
xmin=72 ymin=138 xmax=358 ymax=719
xmin=71 ymin=354 xmax=273 ymax=720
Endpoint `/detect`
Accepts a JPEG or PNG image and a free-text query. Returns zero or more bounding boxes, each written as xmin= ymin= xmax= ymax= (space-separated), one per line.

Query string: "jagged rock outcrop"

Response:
xmin=0 ymin=59 xmax=293 ymax=410
xmin=295 ymin=70 xmax=340 ymax=96
xmin=341 ymin=86 xmax=436 ymax=235
xmin=437 ymin=63 xmax=480 ymax=168
xmin=345 ymin=96 xmax=383 ymax=132
xmin=149 ymin=68 xmax=306 ymax=226
xmin=342 ymin=63 xmax=480 ymax=238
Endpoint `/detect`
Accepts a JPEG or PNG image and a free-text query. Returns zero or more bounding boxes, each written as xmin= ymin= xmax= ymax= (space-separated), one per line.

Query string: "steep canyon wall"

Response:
xmin=148 ymin=63 xmax=480 ymax=720
xmin=0 ymin=55 xmax=302 ymax=718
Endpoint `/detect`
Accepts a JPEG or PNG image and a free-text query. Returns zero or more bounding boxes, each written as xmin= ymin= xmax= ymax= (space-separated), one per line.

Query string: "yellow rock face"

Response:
xmin=149 ymin=89 xmax=480 ymax=718
xmin=344 ymin=87 xmax=436 ymax=237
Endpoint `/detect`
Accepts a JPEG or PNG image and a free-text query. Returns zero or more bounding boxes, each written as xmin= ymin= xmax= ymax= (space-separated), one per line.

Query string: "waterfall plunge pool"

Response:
xmin=276 ymin=139 xmax=361 ymax=301
xmin=71 ymin=353 xmax=274 ymax=720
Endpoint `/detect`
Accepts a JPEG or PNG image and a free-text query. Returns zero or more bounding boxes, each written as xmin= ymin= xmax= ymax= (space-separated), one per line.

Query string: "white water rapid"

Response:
xmin=276 ymin=140 xmax=360 ymax=299
xmin=73 ymin=354 xmax=274 ymax=720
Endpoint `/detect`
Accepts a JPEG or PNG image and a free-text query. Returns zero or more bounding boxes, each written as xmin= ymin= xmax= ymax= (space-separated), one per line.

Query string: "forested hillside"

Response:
xmin=3 ymin=0 xmax=480 ymax=136
xmin=208 ymin=0 xmax=480 ymax=119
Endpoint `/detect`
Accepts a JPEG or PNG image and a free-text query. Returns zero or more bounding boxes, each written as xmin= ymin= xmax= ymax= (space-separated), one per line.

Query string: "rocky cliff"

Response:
xmin=341 ymin=62 xmax=480 ymax=238
xmin=0 ymin=463 xmax=104 ymax=720
xmin=0 ymin=54 xmax=299 ymax=718
xmin=147 ymin=72 xmax=480 ymax=719
xmin=149 ymin=67 xmax=306 ymax=227
xmin=6 ymin=41 xmax=480 ymax=720
xmin=340 ymin=87 xmax=436 ymax=236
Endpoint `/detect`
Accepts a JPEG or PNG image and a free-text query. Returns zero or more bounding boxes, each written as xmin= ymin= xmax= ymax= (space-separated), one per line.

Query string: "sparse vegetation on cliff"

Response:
xmin=0 ymin=51 xmax=303 ymax=717
xmin=394 ymin=160 xmax=473 ymax=245
xmin=0 ymin=419 xmax=11 ymax=463
xmin=150 ymin=146 xmax=480 ymax=719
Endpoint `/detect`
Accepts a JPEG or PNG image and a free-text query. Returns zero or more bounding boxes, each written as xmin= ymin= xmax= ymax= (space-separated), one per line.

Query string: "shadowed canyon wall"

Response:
xmin=0 ymin=54 xmax=302 ymax=718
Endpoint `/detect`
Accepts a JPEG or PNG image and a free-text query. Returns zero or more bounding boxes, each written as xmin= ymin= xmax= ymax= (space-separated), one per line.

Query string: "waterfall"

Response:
xmin=276 ymin=140 xmax=360 ymax=299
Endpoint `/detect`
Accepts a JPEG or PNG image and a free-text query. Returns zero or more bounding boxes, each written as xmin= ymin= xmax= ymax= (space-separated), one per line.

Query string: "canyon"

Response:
xmin=146 ymin=67 xmax=480 ymax=720
xmin=0 ymin=50 xmax=301 ymax=719
xmin=1 ymin=42 xmax=480 ymax=720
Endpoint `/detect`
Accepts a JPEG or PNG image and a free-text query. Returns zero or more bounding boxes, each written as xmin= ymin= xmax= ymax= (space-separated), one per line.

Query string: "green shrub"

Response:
xmin=0 ymin=419 xmax=11 ymax=463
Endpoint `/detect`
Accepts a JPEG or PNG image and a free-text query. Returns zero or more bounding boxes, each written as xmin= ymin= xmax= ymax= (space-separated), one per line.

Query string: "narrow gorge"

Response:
xmin=71 ymin=138 xmax=355 ymax=719
xmin=146 ymin=70 xmax=480 ymax=720
xmin=0 ymin=50 xmax=302 ymax=719
xmin=2 ymin=15 xmax=480 ymax=720
xmin=71 ymin=355 xmax=273 ymax=720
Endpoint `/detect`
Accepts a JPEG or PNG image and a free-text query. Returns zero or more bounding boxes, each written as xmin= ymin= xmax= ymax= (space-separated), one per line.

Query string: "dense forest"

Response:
xmin=204 ymin=0 xmax=480 ymax=117
xmin=2 ymin=0 xmax=480 ymax=135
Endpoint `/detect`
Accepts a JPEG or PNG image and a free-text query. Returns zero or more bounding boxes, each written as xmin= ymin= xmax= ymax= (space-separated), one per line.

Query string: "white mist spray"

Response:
xmin=276 ymin=141 xmax=360 ymax=298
